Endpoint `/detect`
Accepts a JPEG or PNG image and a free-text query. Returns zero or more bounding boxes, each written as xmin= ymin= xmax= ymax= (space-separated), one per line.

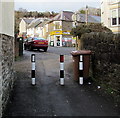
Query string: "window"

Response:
xmin=112 ymin=18 xmax=117 ymax=25
xmin=54 ymin=21 xmax=62 ymax=30
xmin=55 ymin=22 xmax=60 ymax=29
xmin=112 ymin=10 xmax=117 ymax=25
xmin=119 ymin=18 xmax=120 ymax=24
xmin=119 ymin=9 xmax=120 ymax=25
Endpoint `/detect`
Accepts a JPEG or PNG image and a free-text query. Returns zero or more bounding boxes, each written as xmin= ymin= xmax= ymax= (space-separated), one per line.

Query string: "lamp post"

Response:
xmin=75 ymin=12 xmax=78 ymax=50
xmin=72 ymin=12 xmax=78 ymax=50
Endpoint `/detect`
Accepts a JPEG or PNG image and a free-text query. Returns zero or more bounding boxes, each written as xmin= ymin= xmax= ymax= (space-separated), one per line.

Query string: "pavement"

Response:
xmin=3 ymin=47 xmax=120 ymax=117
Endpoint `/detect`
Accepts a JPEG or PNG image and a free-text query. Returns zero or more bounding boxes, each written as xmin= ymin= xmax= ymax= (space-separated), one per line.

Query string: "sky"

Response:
xmin=14 ymin=0 xmax=100 ymax=12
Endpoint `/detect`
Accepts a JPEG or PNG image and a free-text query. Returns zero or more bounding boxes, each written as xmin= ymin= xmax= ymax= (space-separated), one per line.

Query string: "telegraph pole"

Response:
xmin=85 ymin=5 xmax=88 ymax=25
xmin=75 ymin=12 xmax=78 ymax=50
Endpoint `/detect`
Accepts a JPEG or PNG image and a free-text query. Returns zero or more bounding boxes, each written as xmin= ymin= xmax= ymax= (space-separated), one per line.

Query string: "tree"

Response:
xmin=71 ymin=23 xmax=112 ymax=38
xmin=79 ymin=10 xmax=85 ymax=14
xmin=78 ymin=7 xmax=101 ymax=16
xmin=70 ymin=23 xmax=112 ymax=50
xmin=43 ymin=11 xmax=51 ymax=17
xmin=18 ymin=8 xmax=27 ymax=12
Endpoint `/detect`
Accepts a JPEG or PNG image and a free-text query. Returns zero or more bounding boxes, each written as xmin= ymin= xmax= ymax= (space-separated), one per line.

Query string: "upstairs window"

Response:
xmin=112 ymin=10 xmax=117 ymax=25
xmin=119 ymin=18 xmax=120 ymax=25
xmin=54 ymin=21 xmax=62 ymax=30
xmin=119 ymin=9 xmax=120 ymax=24
xmin=112 ymin=18 xmax=117 ymax=25
xmin=55 ymin=22 xmax=60 ymax=29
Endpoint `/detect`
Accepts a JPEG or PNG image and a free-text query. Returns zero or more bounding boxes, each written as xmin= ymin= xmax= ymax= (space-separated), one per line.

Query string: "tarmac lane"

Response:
xmin=3 ymin=48 xmax=120 ymax=117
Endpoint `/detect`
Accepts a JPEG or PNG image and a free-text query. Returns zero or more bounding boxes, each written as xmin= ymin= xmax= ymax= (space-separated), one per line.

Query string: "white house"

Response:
xmin=27 ymin=18 xmax=48 ymax=37
xmin=101 ymin=0 xmax=120 ymax=33
xmin=19 ymin=18 xmax=34 ymax=36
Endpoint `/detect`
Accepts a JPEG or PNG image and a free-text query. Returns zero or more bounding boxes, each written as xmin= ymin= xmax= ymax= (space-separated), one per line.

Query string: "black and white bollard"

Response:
xmin=79 ymin=55 xmax=83 ymax=85
xmin=31 ymin=54 xmax=36 ymax=85
xmin=60 ymin=55 xmax=64 ymax=85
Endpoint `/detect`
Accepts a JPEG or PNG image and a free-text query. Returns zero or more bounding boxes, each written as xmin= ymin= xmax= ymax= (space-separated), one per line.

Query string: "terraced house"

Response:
xmin=26 ymin=11 xmax=74 ymax=47
xmin=19 ymin=18 xmax=34 ymax=36
xmin=101 ymin=0 xmax=120 ymax=33
xmin=21 ymin=10 xmax=101 ymax=47
xmin=26 ymin=18 xmax=49 ymax=37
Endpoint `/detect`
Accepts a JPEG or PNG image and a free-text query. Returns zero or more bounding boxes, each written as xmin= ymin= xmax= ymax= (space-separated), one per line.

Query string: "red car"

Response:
xmin=24 ymin=37 xmax=48 ymax=52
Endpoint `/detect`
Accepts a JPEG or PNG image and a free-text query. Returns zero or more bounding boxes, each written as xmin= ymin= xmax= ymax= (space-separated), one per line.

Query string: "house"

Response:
xmin=35 ymin=20 xmax=49 ymax=38
xmin=47 ymin=11 xmax=74 ymax=47
xmin=0 ymin=1 xmax=14 ymax=117
xmin=19 ymin=18 xmax=34 ymax=36
xmin=72 ymin=13 xmax=101 ymax=26
xmin=26 ymin=11 xmax=101 ymax=47
xmin=27 ymin=18 xmax=48 ymax=37
xmin=47 ymin=11 xmax=100 ymax=47
xmin=101 ymin=0 xmax=120 ymax=33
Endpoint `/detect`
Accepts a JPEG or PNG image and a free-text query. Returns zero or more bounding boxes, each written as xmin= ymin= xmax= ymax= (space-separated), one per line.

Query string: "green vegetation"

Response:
xmin=70 ymin=23 xmax=112 ymax=50
xmin=71 ymin=23 xmax=112 ymax=39
xmin=15 ymin=9 xmax=58 ymax=35
xmin=78 ymin=7 xmax=101 ymax=16
xmin=81 ymin=32 xmax=120 ymax=105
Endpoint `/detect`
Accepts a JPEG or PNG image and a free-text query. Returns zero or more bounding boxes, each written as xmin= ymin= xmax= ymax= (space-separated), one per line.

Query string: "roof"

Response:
xmin=28 ymin=18 xmax=48 ymax=28
xmin=37 ymin=20 xmax=49 ymax=28
xmin=50 ymin=11 xmax=74 ymax=22
xmin=23 ymin=18 xmax=34 ymax=24
xmin=77 ymin=14 xmax=101 ymax=23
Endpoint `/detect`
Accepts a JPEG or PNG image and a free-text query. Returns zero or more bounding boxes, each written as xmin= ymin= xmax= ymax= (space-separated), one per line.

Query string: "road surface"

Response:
xmin=3 ymin=47 xmax=120 ymax=117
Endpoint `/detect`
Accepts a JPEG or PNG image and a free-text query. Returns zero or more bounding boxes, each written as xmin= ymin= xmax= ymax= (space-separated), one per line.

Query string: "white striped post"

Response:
xmin=60 ymin=55 xmax=64 ymax=85
xmin=79 ymin=55 xmax=83 ymax=85
xmin=31 ymin=54 xmax=36 ymax=85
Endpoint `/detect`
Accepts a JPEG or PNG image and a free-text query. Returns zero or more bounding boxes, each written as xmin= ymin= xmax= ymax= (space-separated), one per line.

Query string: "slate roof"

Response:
xmin=50 ymin=11 xmax=74 ymax=22
xmin=37 ymin=20 xmax=49 ymax=28
xmin=23 ymin=18 xmax=34 ymax=24
xmin=28 ymin=18 xmax=49 ymax=28
xmin=77 ymin=14 xmax=101 ymax=23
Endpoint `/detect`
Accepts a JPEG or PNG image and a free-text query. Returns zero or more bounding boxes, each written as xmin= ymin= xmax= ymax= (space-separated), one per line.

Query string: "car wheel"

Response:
xmin=29 ymin=45 xmax=33 ymax=51
xmin=44 ymin=48 xmax=48 ymax=52
xmin=24 ymin=45 xmax=27 ymax=50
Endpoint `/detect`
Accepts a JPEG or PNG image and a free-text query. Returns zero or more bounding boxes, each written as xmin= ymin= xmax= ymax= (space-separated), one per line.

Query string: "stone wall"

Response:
xmin=0 ymin=33 xmax=14 ymax=117
xmin=15 ymin=37 xmax=19 ymax=58
xmin=0 ymin=34 xmax=2 ymax=118
xmin=81 ymin=32 xmax=120 ymax=99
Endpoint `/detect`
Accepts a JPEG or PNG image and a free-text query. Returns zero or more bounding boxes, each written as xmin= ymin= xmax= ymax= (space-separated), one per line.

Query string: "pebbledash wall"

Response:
xmin=0 ymin=1 xmax=14 ymax=117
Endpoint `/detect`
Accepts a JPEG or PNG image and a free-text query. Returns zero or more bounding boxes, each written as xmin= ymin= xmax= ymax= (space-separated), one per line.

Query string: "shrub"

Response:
xmin=70 ymin=23 xmax=112 ymax=39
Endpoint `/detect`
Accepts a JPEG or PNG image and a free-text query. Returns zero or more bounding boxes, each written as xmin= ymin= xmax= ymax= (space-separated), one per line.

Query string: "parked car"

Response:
xmin=24 ymin=37 xmax=48 ymax=52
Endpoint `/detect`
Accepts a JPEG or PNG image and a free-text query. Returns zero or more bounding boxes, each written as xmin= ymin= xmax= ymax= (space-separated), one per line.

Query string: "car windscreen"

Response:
xmin=34 ymin=37 xmax=45 ymax=40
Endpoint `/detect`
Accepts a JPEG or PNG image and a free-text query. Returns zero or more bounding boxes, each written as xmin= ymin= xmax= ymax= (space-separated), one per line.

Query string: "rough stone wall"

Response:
xmin=0 ymin=33 xmax=14 ymax=116
xmin=0 ymin=34 xmax=2 ymax=118
xmin=15 ymin=38 xmax=19 ymax=58
xmin=81 ymin=32 xmax=120 ymax=98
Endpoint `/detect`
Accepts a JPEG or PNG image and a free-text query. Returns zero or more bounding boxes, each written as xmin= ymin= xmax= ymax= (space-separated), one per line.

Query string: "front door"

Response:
xmin=56 ymin=36 xmax=60 ymax=46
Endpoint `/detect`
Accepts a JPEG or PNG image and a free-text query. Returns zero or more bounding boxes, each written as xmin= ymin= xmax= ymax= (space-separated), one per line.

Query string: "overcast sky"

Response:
xmin=14 ymin=0 xmax=100 ymax=12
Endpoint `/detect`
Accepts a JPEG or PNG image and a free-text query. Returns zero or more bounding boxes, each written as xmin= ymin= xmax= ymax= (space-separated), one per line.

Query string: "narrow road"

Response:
xmin=4 ymin=47 xmax=120 ymax=117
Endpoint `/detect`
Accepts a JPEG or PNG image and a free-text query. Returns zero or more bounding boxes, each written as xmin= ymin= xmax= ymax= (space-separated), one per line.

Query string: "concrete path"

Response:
xmin=3 ymin=48 xmax=120 ymax=117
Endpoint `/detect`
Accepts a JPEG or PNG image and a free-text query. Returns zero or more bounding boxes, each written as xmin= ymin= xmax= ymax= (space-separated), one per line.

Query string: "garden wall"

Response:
xmin=81 ymin=32 xmax=120 ymax=100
